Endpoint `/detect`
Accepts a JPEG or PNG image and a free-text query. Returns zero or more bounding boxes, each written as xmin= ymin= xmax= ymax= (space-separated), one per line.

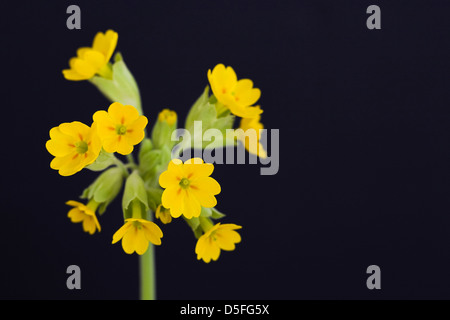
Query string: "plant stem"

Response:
xmin=140 ymin=235 xmax=156 ymax=300
xmin=113 ymin=156 xmax=129 ymax=177
xmin=126 ymin=153 xmax=136 ymax=166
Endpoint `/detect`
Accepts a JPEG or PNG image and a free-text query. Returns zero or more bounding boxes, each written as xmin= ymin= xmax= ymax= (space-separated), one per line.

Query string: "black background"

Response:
xmin=3 ymin=0 xmax=450 ymax=300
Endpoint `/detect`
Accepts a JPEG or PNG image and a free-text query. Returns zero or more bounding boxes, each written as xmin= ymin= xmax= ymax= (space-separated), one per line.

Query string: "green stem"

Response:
xmin=113 ymin=156 xmax=129 ymax=177
xmin=140 ymin=242 xmax=156 ymax=300
xmin=126 ymin=153 xmax=136 ymax=166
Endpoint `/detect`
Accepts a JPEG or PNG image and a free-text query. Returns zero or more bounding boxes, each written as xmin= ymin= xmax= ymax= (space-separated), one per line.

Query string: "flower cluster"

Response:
xmin=46 ymin=30 xmax=269 ymax=264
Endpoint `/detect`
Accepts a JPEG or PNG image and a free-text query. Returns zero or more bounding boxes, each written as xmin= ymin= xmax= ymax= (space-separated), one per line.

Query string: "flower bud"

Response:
xmin=151 ymin=109 xmax=178 ymax=149
xmin=89 ymin=53 xmax=142 ymax=116
xmin=122 ymin=170 xmax=149 ymax=220
xmin=81 ymin=166 xmax=124 ymax=214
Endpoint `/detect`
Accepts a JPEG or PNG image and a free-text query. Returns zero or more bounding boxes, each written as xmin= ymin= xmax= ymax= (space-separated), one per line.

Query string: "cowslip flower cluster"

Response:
xmin=46 ymin=28 xmax=270 ymax=298
xmin=208 ymin=63 xmax=267 ymax=158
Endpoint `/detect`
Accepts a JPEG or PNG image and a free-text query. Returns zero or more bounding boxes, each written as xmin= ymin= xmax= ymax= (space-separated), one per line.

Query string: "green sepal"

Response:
xmin=184 ymin=86 xmax=236 ymax=151
xmin=211 ymin=207 xmax=226 ymax=219
xmin=146 ymin=187 xmax=163 ymax=212
xmin=122 ymin=170 xmax=148 ymax=219
xmin=193 ymin=225 xmax=203 ymax=239
xmin=81 ymin=166 xmax=124 ymax=215
xmin=138 ymin=138 xmax=153 ymax=163
xmin=200 ymin=207 xmax=212 ymax=217
xmin=151 ymin=115 xmax=178 ymax=150
xmin=184 ymin=216 xmax=200 ymax=232
xmin=89 ymin=53 xmax=142 ymax=115
xmin=85 ymin=149 xmax=115 ymax=172
xmin=185 ymin=86 xmax=210 ymax=132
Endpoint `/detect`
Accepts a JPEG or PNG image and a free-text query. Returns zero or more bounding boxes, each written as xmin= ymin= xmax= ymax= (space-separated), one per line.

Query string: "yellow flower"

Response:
xmin=155 ymin=205 xmax=172 ymax=224
xmin=93 ymin=102 xmax=148 ymax=155
xmin=207 ymin=64 xmax=263 ymax=118
xmin=157 ymin=109 xmax=177 ymax=126
xmin=112 ymin=218 xmax=163 ymax=255
xmin=46 ymin=121 xmax=101 ymax=176
xmin=63 ymin=30 xmax=118 ymax=81
xmin=238 ymin=109 xmax=267 ymax=158
xmin=66 ymin=200 xmax=101 ymax=235
xmin=159 ymin=158 xmax=221 ymax=219
xmin=195 ymin=223 xmax=242 ymax=263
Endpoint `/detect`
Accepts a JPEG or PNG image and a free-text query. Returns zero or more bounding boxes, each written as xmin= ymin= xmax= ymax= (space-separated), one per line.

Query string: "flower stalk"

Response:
xmin=140 ymin=224 xmax=156 ymax=300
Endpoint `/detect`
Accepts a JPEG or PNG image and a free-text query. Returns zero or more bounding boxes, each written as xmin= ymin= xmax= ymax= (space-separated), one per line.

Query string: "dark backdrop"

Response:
xmin=3 ymin=0 xmax=450 ymax=299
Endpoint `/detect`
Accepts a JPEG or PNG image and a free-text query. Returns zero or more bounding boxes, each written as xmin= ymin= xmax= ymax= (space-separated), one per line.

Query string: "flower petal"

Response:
xmin=141 ymin=221 xmax=163 ymax=246
xmin=108 ymin=102 xmax=139 ymax=125
xmin=190 ymin=177 xmax=221 ymax=196
xmin=62 ymin=69 xmax=89 ymax=81
xmin=92 ymin=30 xmax=118 ymax=62
xmin=58 ymin=122 xmax=91 ymax=141
xmin=112 ymin=221 xmax=132 ymax=244
xmin=125 ymin=116 xmax=148 ymax=145
xmin=121 ymin=225 xmax=139 ymax=254
xmin=234 ymin=79 xmax=261 ymax=106
xmin=161 ymin=186 xmax=183 ymax=217
xmin=67 ymin=208 xmax=85 ymax=223
xmin=182 ymin=190 xmax=201 ymax=219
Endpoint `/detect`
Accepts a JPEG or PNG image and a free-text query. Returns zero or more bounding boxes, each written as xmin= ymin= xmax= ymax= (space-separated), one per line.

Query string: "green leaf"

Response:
xmin=85 ymin=149 xmax=115 ymax=172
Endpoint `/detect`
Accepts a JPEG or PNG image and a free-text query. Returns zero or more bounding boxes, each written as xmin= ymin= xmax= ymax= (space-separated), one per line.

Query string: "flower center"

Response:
xmin=179 ymin=178 xmax=191 ymax=189
xmin=133 ymin=221 xmax=143 ymax=230
xmin=75 ymin=141 xmax=88 ymax=154
xmin=116 ymin=124 xmax=127 ymax=136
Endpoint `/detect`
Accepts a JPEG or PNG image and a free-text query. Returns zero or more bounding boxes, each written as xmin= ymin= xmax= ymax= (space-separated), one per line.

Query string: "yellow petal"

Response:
xmin=121 ymin=226 xmax=139 ymax=254
xmin=62 ymin=69 xmax=89 ymax=81
xmin=216 ymin=229 xmax=241 ymax=251
xmin=210 ymin=64 xmax=237 ymax=91
xmin=108 ymin=102 xmax=139 ymax=125
xmin=125 ymin=116 xmax=148 ymax=145
xmin=112 ymin=221 xmax=132 ymax=244
xmin=102 ymin=136 xmax=120 ymax=154
xmin=82 ymin=216 xmax=98 ymax=235
xmin=93 ymin=110 xmax=117 ymax=141
xmin=67 ymin=208 xmax=85 ymax=223
xmin=58 ymin=122 xmax=91 ymax=141
xmin=141 ymin=221 xmax=163 ymax=245
xmin=190 ymin=177 xmax=221 ymax=195
xmin=182 ymin=190 xmax=201 ymax=219
xmin=134 ymin=229 xmax=150 ymax=255
xmin=225 ymin=101 xmax=264 ymax=118
xmin=234 ymin=79 xmax=261 ymax=106
xmin=159 ymin=160 xmax=183 ymax=188
xmin=46 ymin=127 xmax=76 ymax=157
xmin=161 ymin=186 xmax=183 ymax=217
xmin=188 ymin=186 xmax=217 ymax=208
xmin=70 ymin=58 xmax=97 ymax=79
xmin=57 ymin=154 xmax=85 ymax=176
xmin=66 ymin=200 xmax=84 ymax=208
xmin=159 ymin=170 xmax=180 ymax=189
xmin=92 ymin=30 xmax=118 ymax=62
xmin=80 ymin=49 xmax=106 ymax=69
